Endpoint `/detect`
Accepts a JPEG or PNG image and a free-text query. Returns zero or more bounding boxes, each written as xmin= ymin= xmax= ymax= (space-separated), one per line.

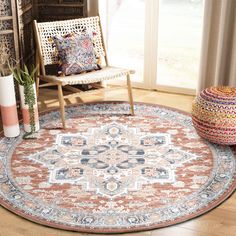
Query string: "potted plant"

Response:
xmin=11 ymin=64 xmax=40 ymax=138
xmin=0 ymin=40 xmax=20 ymax=137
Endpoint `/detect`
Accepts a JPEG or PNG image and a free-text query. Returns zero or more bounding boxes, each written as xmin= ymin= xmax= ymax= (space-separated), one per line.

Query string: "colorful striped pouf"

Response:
xmin=192 ymin=86 xmax=236 ymax=145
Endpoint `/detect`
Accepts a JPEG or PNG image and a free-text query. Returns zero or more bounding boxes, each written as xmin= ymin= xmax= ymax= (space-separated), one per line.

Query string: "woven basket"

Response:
xmin=192 ymin=86 xmax=236 ymax=145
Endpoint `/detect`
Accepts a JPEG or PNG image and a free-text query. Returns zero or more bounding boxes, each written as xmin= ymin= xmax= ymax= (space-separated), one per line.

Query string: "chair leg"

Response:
xmin=57 ymin=85 xmax=66 ymax=129
xmin=35 ymin=49 xmax=40 ymax=97
xmin=127 ymin=74 xmax=134 ymax=115
xmin=36 ymin=76 xmax=40 ymax=97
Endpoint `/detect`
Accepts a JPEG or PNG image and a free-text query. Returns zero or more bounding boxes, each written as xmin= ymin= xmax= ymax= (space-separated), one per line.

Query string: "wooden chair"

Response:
xmin=33 ymin=16 xmax=134 ymax=129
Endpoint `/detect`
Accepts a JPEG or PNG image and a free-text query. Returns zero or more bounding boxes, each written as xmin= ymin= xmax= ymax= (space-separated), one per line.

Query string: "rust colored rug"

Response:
xmin=0 ymin=102 xmax=235 ymax=233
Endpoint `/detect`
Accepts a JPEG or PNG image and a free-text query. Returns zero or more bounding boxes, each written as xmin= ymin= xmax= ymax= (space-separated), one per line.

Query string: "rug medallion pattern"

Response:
xmin=0 ymin=102 xmax=235 ymax=233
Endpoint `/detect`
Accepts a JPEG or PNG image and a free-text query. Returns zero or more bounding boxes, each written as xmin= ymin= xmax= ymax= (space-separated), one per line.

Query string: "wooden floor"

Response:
xmin=0 ymin=87 xmax=235 ymax=236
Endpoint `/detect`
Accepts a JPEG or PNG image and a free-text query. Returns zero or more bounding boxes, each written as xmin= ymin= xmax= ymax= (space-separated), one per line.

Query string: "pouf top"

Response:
xmin=201 ymin=86 xmax=236 ymax=105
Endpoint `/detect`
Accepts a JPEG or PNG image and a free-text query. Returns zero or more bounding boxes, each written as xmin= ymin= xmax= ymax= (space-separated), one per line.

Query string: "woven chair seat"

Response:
xmin=44 ymin=66 xmax=133 ymax=86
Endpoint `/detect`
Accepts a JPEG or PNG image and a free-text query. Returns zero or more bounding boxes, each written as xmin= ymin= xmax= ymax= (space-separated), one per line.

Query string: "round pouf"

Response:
xmin=192 ymin=86 xmax=236 ymax=145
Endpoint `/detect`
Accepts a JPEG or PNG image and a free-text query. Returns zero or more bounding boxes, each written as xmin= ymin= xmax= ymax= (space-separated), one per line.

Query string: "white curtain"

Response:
xmin=198 ymin=0 xmax=236 ymax=92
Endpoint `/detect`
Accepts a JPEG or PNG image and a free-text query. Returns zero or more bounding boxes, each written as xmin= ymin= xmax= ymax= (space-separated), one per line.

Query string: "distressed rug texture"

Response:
xmin=0 ymin=102 xmax=235 ymax=233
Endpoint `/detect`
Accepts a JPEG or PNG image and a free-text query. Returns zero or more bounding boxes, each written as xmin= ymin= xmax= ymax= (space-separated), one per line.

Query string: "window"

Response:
xmin=99 ymin=0 xmax=205 ymax=94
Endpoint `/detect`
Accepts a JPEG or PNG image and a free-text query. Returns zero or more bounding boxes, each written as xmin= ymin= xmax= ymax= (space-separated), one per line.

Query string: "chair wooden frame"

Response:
xmin=33 ymin=16 xmax=134 ymax=129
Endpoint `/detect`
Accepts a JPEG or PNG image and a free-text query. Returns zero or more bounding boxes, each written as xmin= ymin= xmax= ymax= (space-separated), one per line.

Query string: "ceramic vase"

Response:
xmin=19 ymin=83 xmax=40 ymax=133
xmin=0 ymin=74 xmax=20 ymax=137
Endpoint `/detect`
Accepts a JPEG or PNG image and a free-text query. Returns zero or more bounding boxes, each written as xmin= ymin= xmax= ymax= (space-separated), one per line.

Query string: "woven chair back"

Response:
xmin=36 ymin=16 xmax=106 ymax=66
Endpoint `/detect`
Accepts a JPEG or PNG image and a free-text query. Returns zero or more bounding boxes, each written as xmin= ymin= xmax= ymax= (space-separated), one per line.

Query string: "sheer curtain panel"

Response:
xmin=198 ymin=0 xmax=236 ymax=92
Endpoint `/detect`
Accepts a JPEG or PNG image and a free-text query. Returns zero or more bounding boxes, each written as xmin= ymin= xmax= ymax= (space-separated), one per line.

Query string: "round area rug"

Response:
xmin=0 ymin=102 xmax=235 ymax=233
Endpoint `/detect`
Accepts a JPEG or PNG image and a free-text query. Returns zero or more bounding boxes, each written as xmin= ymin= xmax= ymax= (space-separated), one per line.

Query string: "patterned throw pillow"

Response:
xmin=52 ymin=33 xmax=100 ymax=76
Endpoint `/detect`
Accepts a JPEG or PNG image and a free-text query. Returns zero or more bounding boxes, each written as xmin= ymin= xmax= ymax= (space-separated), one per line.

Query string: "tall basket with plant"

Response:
xmin=11 ymin=65 xmax=40 ymax=137
xmin=0 ymin=39 xmax=20 ymax=137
